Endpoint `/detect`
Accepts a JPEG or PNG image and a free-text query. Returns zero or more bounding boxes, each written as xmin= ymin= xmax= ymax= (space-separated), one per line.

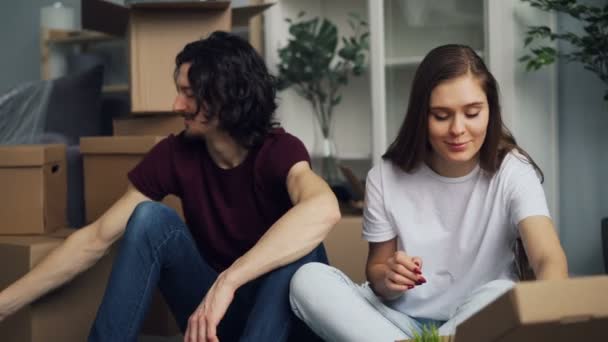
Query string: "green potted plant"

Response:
xmin=276 ymin=12 xmax=369 ymax=185
xmin=519 ymin=0 xmax=608 ymax=100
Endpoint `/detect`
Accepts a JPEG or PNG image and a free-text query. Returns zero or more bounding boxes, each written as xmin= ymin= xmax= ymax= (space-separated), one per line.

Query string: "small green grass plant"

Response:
xmin=410 ymin=324 xmax=441 ymax=342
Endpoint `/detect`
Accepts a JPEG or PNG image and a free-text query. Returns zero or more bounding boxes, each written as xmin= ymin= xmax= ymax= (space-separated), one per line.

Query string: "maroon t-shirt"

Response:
xmin=128 ymin=128 xmax=310 ymax=271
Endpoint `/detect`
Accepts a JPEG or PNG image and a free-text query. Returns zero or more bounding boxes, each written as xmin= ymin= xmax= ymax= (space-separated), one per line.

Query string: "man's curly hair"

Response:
xmin=175 ymin=31 xmax=278 ymax=148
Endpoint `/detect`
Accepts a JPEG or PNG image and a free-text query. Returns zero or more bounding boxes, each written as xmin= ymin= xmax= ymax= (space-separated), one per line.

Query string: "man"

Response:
xmin=0 ymin=31 xmax=340 ymax=342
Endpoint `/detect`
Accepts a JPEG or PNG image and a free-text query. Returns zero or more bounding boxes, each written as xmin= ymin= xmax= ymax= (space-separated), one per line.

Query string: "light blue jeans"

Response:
xmin=289 ymin=263 xmax=515 ymax=341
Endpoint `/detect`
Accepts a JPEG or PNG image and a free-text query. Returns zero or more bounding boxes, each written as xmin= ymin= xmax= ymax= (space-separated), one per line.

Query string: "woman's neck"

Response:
xmin=427 ymin=154 xmax=479 ymax=178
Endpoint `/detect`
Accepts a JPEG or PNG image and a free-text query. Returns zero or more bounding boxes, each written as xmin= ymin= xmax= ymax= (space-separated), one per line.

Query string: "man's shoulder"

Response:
xmin=252 ymin=127 xmax=309 ymax=179
xmin=264 ymin=126 xmax=301 ymax=143
xmin=257 ymin=127 xmax=306 ymax=156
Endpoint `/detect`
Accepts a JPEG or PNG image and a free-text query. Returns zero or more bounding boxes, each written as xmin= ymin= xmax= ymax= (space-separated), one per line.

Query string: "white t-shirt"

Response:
xmin=362 ymin=152 xmax=550 ymax=320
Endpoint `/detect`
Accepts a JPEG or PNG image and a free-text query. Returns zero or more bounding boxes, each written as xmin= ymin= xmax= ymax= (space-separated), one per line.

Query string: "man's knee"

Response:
xmin=124 ymin=201 xmax=181 ymax=242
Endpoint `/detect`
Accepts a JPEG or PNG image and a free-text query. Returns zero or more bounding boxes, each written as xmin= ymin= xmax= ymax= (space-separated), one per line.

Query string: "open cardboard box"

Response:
xmin=0 ymin=144 xmax=66 ymax=235
xmin=398 ymin=276 xmax=608 ymax=342
xmin=82 ymin=0 xmax=273 ymax=113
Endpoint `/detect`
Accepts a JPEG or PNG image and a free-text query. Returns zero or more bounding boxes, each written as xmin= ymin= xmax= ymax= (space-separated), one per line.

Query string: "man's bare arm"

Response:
xmin=225 ymin=161 xmax=341 ymax=287
xmin=0 ymin=184 xmax=150 ymax=320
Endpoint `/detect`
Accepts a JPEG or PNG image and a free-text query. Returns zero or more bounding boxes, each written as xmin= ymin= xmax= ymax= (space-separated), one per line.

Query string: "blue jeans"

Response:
xmin=89 ymin=201 xmax=327 ymax=342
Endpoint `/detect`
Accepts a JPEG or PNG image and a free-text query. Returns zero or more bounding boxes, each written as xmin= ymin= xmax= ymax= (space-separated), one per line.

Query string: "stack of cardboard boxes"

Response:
xmin=0 ymin=145 xmax=115 ymax=342
xmin=0 ymin=1 xmax=274 ymax=340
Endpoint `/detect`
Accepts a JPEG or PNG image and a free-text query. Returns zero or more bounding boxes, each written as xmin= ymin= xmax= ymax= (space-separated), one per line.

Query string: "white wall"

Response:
xmin=0 ymin=0 xmax=81 ymax=93
xmin=264 ymin=0 xmax=372 ymax=159
xmin=486 ymin=0 xmax=559 ymax=222
xmin=557 ymin=0 xmax=607 ymax=275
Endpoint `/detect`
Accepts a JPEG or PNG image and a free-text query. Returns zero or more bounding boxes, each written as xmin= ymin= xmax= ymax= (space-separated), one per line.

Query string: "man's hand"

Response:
xmin=185 ymin=272 xmax=238 ymax=342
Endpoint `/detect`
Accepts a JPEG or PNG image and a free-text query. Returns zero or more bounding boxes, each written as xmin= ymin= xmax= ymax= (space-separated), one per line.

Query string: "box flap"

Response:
xmin=82 ymin=0 xmax=129 ymax=37
xmin=129 ymin=1 xmax=230 ymax=10
xmin=514 ymin=276 xmax=608 ymax=323
xmin=0 ymin=144 xmax=66 ymax=167
xmin=232 ymin=3 xmax=275 ymax=27
xmin=83 ymin=0 xmax=232 ymax=37
xmin=80 ymin=136 xmax=165 ymax=155
xmin=455 ymin=276 xmax=608 ymax=341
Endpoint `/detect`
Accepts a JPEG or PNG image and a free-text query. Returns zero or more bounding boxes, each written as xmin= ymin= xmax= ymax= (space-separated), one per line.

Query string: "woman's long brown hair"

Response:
xmin=383 ymin=45 xmax=544 ymax=280
xmin=383 ymin=44 xmax=543 ymax=181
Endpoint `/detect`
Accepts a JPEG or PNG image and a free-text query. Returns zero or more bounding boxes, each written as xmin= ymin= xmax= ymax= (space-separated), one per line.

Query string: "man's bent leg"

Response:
xmin=239 ymin=244 xmax=328 ymax=342
xmin=88 ymin=202 xmax=217 ymax=342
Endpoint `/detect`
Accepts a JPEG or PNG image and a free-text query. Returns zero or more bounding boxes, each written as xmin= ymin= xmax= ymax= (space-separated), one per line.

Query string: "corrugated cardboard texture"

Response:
xmin=0 ymin=145 xmax=67 ymax=234
xmin=455 ymin=276 xmax=608 ymax=341
xmin=0 ymin=232 xmax=114 ymax=342
xmin=113 ymin=114 xmax=184 ymax=136
xmin=324 ymin=215 xmax=367 ymax=283
xmin=80 ymin=136 xmax=183 ymax=224
xmin=129 ymin=8 xmax=231 ymax=113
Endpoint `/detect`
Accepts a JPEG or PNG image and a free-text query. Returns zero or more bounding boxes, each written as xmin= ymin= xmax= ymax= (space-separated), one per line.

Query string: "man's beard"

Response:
xmin=183 ymin=126 xmax=205 ymax=142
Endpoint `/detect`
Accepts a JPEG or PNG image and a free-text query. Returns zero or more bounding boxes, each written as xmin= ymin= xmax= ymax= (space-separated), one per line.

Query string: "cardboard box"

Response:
xmin=80 ymin=136 xmax=183 ymax=223
xmin=453 ymin=276 xmax=608 ymax=341
xmin=324 ymin=215 xmax=367 ymax=284
xmin=0 ymin=229 xmax=114 ymax=342
xmin=113 ymin=114 xmax=184 ymax=136
xmin=82 ymin=0 xmax=273 ymax=113
xmin=398 ymin=277 xmax=608 ymax=342
xmin=0 ymin=144 xmax=66 ymax=235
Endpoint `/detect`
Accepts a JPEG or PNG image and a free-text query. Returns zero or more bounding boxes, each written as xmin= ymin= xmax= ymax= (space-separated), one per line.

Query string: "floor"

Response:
xmin=139 ymin=335 xmax=183 ymax=342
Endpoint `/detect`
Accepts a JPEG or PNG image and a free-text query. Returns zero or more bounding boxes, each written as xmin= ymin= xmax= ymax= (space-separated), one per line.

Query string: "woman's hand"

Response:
xmin=383 ymin=251 xmax=426 ymax=294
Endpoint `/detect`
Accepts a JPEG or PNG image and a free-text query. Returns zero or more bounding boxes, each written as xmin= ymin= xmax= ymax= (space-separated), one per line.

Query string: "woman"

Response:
xmin=289 ymin=45 xmax=568 ymax=341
